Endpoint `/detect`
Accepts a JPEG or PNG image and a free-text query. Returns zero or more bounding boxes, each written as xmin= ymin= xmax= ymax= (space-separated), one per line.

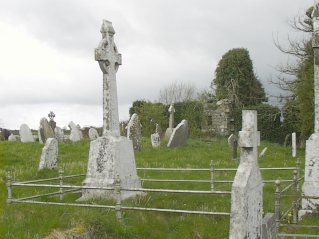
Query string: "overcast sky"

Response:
xmin=0 ymin=0 xmax=312 ymax=130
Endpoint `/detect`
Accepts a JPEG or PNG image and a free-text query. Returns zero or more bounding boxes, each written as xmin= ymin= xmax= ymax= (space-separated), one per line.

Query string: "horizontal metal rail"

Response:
xmin=121 ymin=206 xmax=230 ymax=216
xmin=11 ymin=199 xmax=230 ymax=216
xmin=13 ymin=188 xmax=80 ymax=202
xmin=11 ymin=182 xmax=231 ymax=195
xmin=141 ymin=178 xmax=293 ymax=184
xmin=277 ymin=233 xmax=319 ymax=238
xmin=137 ymin=167 xmax=296 ymax=172
xmin=15 ymin=174 xmax=86 ymax=184
xmin=280 ymin=224 xmax=319 ymax=229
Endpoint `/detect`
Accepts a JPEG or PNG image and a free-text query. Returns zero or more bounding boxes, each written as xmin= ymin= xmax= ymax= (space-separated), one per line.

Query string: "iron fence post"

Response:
xmin=115 ymin=174 xmax=123 ymax=222
xmin=6 ymin=172 xmax=12 ymax=204
xmin=296 ymin=159 xmax=301 ymax=193
xmin=59 ymin=168 xmax=64 ymax=201
xmin=210 ymin=160 xmax=214 ymax=191
xmin=275 ymin=179 xmax=281 ymax=234
xmin=293 ymin=169 xmax=298 ymax=223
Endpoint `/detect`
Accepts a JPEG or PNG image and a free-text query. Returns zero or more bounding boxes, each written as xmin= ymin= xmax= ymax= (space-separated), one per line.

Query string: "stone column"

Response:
xmin=168 ymin=103 xmax=175 ymax=129
xmin=300 ymin=2 xmax=319 ymax=218
xmin=95 ymin=20 xmax=122 ymax=137
xmin=229 ymin=110 xmax=263 ymax=239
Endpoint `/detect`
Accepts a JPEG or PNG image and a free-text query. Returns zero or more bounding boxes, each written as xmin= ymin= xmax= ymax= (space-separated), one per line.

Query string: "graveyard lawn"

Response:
xmin=0 ymin=138 xmax=318 ymax=238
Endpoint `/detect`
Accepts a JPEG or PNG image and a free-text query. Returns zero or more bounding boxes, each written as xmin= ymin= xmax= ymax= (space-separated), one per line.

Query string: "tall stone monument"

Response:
xmin=48 ymin=111 xmax=56 ymax=131
xmin=80 ymin=20 xmax=141 ymax=200
xmin=229 ymin=110 xmax=263 ymax=239
xmin=164 ymin=103 xmax=175 ymax=140
xmin=127 ymin=113 xmax=142 ymax=151
xmin=300 ymin=1 xmax=319 ymax=217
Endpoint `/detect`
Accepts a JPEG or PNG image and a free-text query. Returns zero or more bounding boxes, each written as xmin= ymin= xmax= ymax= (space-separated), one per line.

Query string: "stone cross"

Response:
xmin=168 ymin=103 xmax=175 ymax=129
xmin=95 ymin=20 xmax=122 ymax=137
xmin=48 ymin=111 xmax=55 ymax=121
xmin=229 ymin=110 xmax=263 ymax=239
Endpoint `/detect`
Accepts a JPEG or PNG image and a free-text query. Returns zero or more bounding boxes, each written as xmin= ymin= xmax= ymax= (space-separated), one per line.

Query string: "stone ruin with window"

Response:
xmin=202 ymin=99 xmax=232 ymax=136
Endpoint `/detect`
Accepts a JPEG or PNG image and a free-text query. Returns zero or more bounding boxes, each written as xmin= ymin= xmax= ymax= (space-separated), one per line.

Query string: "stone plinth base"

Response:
xmin=78 ymin=135 xmax=142 ymax=201
xmin=299 ymin=133 xmax=319 ymax=219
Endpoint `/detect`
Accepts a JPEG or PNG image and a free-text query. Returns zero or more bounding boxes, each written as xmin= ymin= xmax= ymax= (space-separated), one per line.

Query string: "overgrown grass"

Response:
xmin=0 ymin=137 xmax=318 ymax=238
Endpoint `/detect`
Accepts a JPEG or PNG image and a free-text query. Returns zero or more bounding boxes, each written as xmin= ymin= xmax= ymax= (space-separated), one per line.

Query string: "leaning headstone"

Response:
xmin=39 ymin=138 xmax=58 ymax=170
xmin=164 ymin=103 xmax=175 ymax=140
xmin=229 ymin=110 xmax=263 ymax=239
xmin=54 ymin=127 xmax=64 ymax=143
xmin=261 ymin=213 xmax=276 ymax=239
xmin=300 ymin=2 xmax=319 ymax=218
xmin=68 ymin=121 xmax=83 ymax=142
xmin=80 ymin=20 xmax=142 ymax=200
xmin=8 ymin=134 xmax=18 ymax=141
xmin=39 ymin=117 xmax=55 ymax=144
xmin=88 ymin=128 xmax=99 ymax=140
xmin=19 ymin=124 xmax=35 ymax=142
xmin=259 ymin=147 xmax=268 ymax=158
xmin=292 ymin=132 xmax=296 ymax=157
xmin=167 ymin=120 xmax=188 ymax=148
xmin=228 ymin=133 xmax=238 ymax=160
xmin=127 ymin=113 xmax=142 ymax=151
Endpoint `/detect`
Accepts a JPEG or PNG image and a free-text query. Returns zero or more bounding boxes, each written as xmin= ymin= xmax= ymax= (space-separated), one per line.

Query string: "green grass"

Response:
xmin=0 ymin=137 xmax=318 ymax=238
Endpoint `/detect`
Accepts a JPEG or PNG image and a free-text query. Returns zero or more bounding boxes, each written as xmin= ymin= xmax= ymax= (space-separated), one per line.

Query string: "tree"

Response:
xmin=213 ymin=48 xmax=266 ymax=108
xmin=158 ymin=81 xmax=197 ymax=104
xmin=274 ymin=6 xmax=314 ymax=139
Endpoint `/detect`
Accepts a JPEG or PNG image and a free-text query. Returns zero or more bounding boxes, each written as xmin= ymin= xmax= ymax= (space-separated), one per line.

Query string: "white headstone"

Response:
xmin=54 ymin=126 xmax=64 ymax=143
xmin=127 ymin=113 xmax=142 ymax=151
xmin=292 ymin=132 xmax=296 ymax=157
xmin=167 ymin=120 xmax=188 ymax=148
xmin=80 ymin=20 xmax=142 ymax=200
xmin=88 ymin=128 xmax=99 ymax=140
xmin=8 ymin=133 xmax=18 ymax=141
xmin=68 ymin=121 xmax=83 ymax=142
xmin=39 ymin=138 xmax=58 ymax=170
xmin=151 ymin=133 xmax=161 ymax=148
xmin=19 ymin=124 xmax=34 ymax=142
xmin=259 ymin=147 xmax=268 ymax=158
xmin=229 ymin=110 xmax=263 ymax=239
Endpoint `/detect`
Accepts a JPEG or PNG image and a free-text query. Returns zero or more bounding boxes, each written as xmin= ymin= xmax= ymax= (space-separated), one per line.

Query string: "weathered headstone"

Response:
xmin=88 ymin=128 xmax=99 ymax=140
xmin=229 ymin=110 xmax=263 ymax=239
xmin=228 ymin=133 xmax=238 ymax=160
xmin=259 ymin=147 xmax=268 ymax=158
xmin=300 ymin=2 xmax=319 ymax=218
xmin=127 ymin=113 xmax=142 ymax=151
xmin=39 ymin=117 xmax=55 ymax=144
xmin=80 ymin=20 xmax=142 ymax=200
xmin=54 ymin=127 xmax=64 ymax=143
xmin=167 ymin=120 xmax=188 ymax=148
xmin=261 ymin=213 xmax=276 ymax=239
xmin=48 ymin=111 xmax=57 ymax=131
xmin=68 ymin=121 xmax=83 ymax=142
xmin=164 ymin=103 xmax=175 ymax=140
xmin=39 ymin=138 xmax=58 ymax=170
xmin=19 ymin=124 xmax=34 ymax=142
xmin=292 ymin=132 xmax=296 ymax=157
xmin=151 ymin=123 xmax=161 ymax=148
xmin=8 ymin=133 xmax=18 ymax=141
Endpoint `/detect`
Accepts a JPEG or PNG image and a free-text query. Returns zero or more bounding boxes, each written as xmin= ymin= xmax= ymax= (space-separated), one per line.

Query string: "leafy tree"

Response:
xmin=213 ymin=48 xmax=266 ymax=108
xmin=275 ymin=6 xmax=314 ymax=139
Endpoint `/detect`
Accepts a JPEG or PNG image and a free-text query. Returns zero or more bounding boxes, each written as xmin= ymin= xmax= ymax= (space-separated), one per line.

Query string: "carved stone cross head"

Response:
xmin=95 ymin=20 xmax=122 ymax=75
xmin=238 ymin=110 xmax=260 ymax=150
xmin=48 ymin=111 xmax=55 ymax=121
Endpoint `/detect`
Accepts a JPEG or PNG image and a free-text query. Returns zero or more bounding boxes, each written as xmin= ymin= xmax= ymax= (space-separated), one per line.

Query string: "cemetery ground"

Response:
xmin=0 ymin=137 xmax=318 ymax=239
